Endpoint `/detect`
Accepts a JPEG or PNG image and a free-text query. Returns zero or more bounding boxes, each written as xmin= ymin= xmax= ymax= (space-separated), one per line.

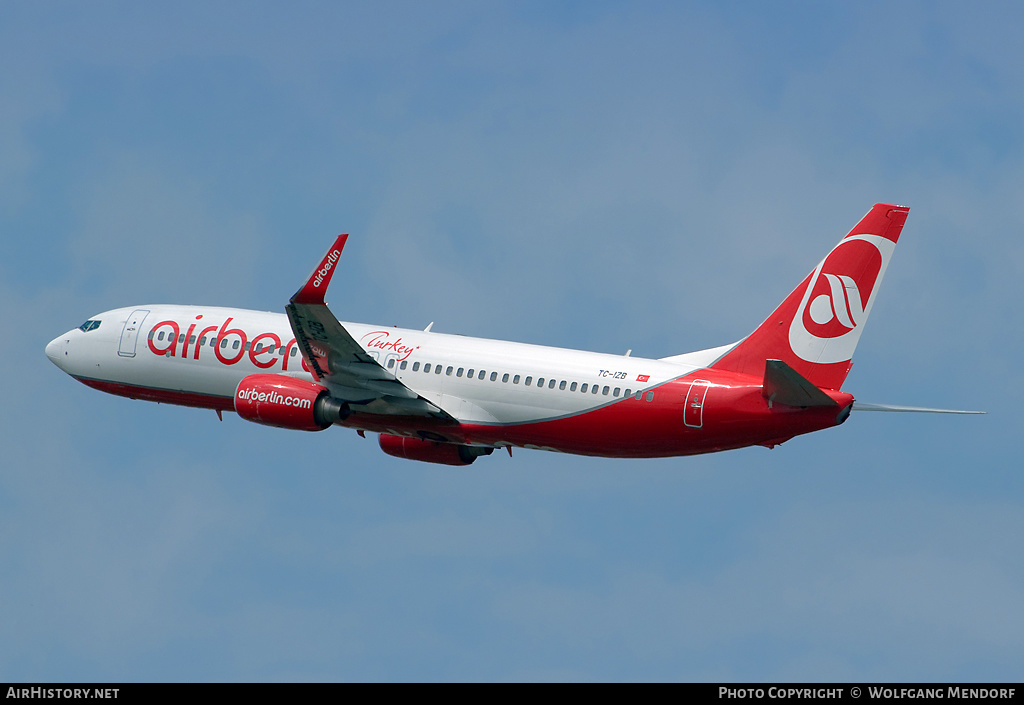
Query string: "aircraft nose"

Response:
xmin=45 ymin=335 xmax=66 ymax=367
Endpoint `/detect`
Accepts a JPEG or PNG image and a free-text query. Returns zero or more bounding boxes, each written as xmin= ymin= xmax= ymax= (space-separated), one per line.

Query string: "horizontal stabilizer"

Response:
xmin=853 ymin=402 xmax=985 ymax=414
xmin=763 ymin=359 xmax=838 ymax=408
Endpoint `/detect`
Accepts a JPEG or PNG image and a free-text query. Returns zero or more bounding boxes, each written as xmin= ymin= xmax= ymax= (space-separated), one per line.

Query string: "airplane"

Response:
xmin=45 ymin=203 xmax=981 ymax=466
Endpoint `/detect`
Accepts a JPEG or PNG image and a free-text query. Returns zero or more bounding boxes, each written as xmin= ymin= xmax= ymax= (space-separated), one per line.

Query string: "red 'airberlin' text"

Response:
xmin=146 ymin=316 xmax=308 ymax=372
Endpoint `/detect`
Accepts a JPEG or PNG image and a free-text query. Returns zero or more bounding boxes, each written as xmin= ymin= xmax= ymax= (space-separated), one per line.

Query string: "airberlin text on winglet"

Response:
xmin=313 ymin=248 xmax=342 ymax=289
xmin=291 ymin=233 xmax=348 ymax=305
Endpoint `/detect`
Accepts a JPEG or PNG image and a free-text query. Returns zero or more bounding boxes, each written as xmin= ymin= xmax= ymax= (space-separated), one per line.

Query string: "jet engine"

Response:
xmin=378 ymin=433 xmax=494 ymax=466
xmin=234 ymin=374 xmax=346 ymax=431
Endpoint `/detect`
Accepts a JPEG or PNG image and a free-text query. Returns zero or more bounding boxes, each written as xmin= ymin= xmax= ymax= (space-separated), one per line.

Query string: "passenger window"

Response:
xmin=435 ymin=365 xmax=442 ymax=374
xmin=148 ymin=331 xmax=154 ymax=340
xmin=613 ymin=387 xmax=620 ymax=397
xmin=413 ymin=362 xmax=420 ymax=371
xmin=423 ymin=363 xmax=431 ymax=373
xmin=467 ymin=369 xmax=474 ymax=378
xmin=178 ymin=334 xmax=185 ymax=343
xmin=525 ymin=376 xmax=532 ymax=386
xmin=603 ymin=386 xmax=610 ymax=395
xmin=646 ymin=391 xmax=654 ymax=402
xmin=446 ymin=366 xmax=453 ymax=376
xmin=190 ymin=335 xmax=197 ymax=344
xmin=570 ymin=382 xmax=577 ymax=391
xmin=537 ymin=377 xmax=544 ymax=387
xmin=387 ymin=358 xmax=395 ymax=369
xmin=478 ymin=370 xmax=485 ymax=380
xmin=200 ymin=336 xmax=207 ymax=345
xmin=233 ymin=341 xmax=241 ymax=350
xmin=400 ymin=360 xmax=407 ymax=370
xmin=490 ymin=372 xmax=497 ymax=382
xmin=244 ymin=342 xmax=251 ymax=351
xmin=502 ymin=373 xmax=509 ymax=383
xmin=290 ymin=348 xmax=297 ymax=356
xmin=548 ymin=379 xmax=556 ymax=389
xmin=158 ymin=331 xmax=165 ymax=341
xmin=457 ymin=367 xmax=464 ymax=377
xmin=581 ymin=383 xmax=588 ymax=393
xmin=221 ymin=339 xmax=228 ymax=348
xmin=513 ymin=375 xmax=520 ymax=384
xmin=625 ymin=388 xmax=631 ymax=398
xmin=559 ymin=381 xmax=566 ymax=390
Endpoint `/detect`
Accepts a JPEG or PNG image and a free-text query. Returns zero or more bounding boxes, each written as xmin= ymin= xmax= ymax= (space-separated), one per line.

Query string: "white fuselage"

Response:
xmin=47 ymin=304 xmax=722 ymax=426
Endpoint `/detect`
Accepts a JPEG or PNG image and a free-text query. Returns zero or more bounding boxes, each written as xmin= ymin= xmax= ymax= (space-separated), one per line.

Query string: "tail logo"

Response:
xmin=789 ymin=235 xmax=895 ymax=364
xmin=808 ymin=274 xmax=862 ymax=330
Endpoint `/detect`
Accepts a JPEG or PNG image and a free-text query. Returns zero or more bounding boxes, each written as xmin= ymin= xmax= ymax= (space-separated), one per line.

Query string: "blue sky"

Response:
xmin=2 ymin=1 xmax=1020 ymax=681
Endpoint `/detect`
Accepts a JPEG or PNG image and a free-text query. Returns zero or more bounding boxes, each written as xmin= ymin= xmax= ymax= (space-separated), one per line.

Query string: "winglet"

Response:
xmin=291 ymin=234 xmax=349 ymax=305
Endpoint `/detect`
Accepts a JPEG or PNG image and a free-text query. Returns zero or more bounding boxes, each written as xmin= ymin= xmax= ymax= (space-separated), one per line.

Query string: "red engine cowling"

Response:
xmin=235 ymin=374 xmax=334 ymax=431
xmin=378 ymin=434 xmax=494 ymax=466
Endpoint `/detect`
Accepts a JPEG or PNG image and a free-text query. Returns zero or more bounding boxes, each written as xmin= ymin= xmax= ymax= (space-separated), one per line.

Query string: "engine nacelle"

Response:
xmin=378 ymin=434 xmax=494 ymax=466
xmin=235 ymin=374 xmax=346 ymax=431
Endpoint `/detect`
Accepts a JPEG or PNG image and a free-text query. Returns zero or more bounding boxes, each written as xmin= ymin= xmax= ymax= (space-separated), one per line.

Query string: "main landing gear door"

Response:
xmin=683 ymin=379 xmax=710 ymax=428
xmin=118 ymin=309 xmax=150 ymax=358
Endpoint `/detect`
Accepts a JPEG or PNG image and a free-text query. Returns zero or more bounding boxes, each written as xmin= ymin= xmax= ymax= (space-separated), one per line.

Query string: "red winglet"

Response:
xmin=290 ymin=234 xmax=348 ymax=305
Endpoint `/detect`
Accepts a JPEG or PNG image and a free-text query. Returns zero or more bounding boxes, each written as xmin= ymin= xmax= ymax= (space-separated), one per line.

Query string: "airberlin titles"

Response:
xmin=312 ymin=248 xmax=341 ymax=290
xmin=147 ymin=315 xmax=308 ymax=371
xmin=146 ymin=314 xmax=420 ymax=370
xmin=236 ymin=386 xmax=313 ymax=409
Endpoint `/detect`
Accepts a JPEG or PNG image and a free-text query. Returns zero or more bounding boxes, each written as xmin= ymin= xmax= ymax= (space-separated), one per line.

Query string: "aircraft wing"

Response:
xmin=286 ymin=235 xmax=456 ymax=421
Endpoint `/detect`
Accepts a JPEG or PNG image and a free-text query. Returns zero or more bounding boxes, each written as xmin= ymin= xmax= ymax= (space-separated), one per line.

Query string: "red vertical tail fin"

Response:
xmin=710 ymin=203 xmax=909 ymax=390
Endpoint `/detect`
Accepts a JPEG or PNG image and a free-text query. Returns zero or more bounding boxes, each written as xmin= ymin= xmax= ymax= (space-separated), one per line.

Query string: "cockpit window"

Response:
xmin=78 ymin=320 xmax=101 ymax=332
